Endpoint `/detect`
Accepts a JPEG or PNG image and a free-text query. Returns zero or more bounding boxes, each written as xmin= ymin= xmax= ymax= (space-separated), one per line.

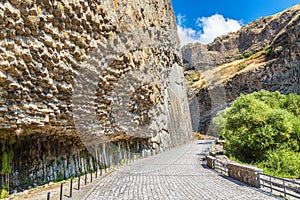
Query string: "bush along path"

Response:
xmin=212 ymin=90 xmax=300 ymax=178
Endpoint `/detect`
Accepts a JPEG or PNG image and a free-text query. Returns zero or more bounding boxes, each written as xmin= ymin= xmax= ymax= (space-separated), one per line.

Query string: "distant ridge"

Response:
xmin=182 ymin=4 xmax=300 ymax=133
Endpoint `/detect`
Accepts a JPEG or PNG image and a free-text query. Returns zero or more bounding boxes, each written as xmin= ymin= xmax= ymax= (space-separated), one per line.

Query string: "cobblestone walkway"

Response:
xmin=84 ymin=140 xmax=282 ymax=200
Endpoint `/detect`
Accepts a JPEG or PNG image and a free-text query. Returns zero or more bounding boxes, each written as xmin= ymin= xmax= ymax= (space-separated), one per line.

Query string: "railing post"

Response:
xmin=90 ymin=171 xmax=93 ymax=183
xmin=47 ymin=192 xmax=50 ymax=200
xmin=257 ymin=172 xmax=261 ymax=188
xmin=85 ymin=173 xmax=87 ymax=185
xmin=78 ymin=175 xmax=80 ymax=190
xmin=283 ymin=179 xmax=286 ymax=197
xmin=95 ymin=167 xmax=98 ymax=178
xmin=60 ymin=183 xmax=63 ymax=200
xmin=70 ymin=178 xmax=73 ymax=198
xmin=270 ymin=176 xmax=273 ymax=193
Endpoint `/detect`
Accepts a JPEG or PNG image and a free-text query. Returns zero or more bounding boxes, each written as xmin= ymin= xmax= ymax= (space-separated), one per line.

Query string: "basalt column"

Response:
xmin=0 ymin=0 xmax=192 ymax=192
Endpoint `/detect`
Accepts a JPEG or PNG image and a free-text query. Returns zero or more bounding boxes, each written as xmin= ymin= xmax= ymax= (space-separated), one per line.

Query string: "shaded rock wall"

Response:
xmin=4 ymin=130 xmax=147 ymax=192
xmin=0 ymin=0 xmax=192 ymax=191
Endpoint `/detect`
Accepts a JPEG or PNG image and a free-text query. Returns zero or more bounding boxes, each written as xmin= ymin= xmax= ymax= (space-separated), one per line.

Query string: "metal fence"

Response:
xmin=46 ymin=151 xmax=152 ymax=199
xmin=206 ymin=156 xmax=300 ymax=199
xmin=46 ymin=164 xmax=111 ymax=200
xmin=258 ymin=173 xmax=300 ymax=199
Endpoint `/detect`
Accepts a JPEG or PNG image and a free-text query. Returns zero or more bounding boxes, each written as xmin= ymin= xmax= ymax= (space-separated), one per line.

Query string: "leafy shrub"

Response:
xmin=212 ymin=109 xmax=227 ymax=137
xmin=215 ymin=90 xmax=300 ymax=177
xmin=239 ymin=55 xmax=245 ymax=59
xmin=0 ymin=190 xmax=9 ymax=199
xmin=184 ymin=70 xmax=202 ymax=86
xmin=262 ymin=45 xmax=272 ymax=56
xmin=244 ymin=51 xmax=253 ymax=58
xmin=258 ymin=149 xmax=300 ymax=178
xmin=285 ymin=93 xmax=300 ymax=116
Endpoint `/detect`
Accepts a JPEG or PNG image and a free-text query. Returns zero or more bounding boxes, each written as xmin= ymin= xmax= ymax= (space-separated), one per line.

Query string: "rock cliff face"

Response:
xmin=182 ymin=4 xmax=300 ymax=133
xmin=0 ymin=0 xmax=192 ymax=192
xmin=182 ymin=4 xmax=300 ymax=71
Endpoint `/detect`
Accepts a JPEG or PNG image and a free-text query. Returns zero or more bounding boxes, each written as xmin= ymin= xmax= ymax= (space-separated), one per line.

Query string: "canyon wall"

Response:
xmin=0 ymin=0 xmax=193 ymax=192
xmin=182 ymin=5 xmax=300 ymax=71
xmin=182 ymin=4 xmax=300 ymax=133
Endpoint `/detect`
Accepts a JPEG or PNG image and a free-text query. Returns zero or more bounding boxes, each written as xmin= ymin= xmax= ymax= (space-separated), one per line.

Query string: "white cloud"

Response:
xmin=177 ymin=13 xmax=185 ymax=27
xmin=176 ymin=14 xmax=198 ymax=47
xmin=196 ymin=14 xmax=242 ymax=44
xmin=177 ymin=14 xmax=243 ymax=47
xmin=177 ymin=25 xmax=197 ymax=47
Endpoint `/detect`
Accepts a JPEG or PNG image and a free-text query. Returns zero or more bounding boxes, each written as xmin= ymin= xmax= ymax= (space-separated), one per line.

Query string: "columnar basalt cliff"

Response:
xmin=182 ymin=4 xmax=300 ymax=133
xmin=0 ymin=0 xmax=193 ymax=192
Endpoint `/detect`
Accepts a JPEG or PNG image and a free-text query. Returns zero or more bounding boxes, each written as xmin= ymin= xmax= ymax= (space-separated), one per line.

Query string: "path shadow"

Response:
xmin=217 ymin=174 xmax=284 ymax=199
xmin=200 ymin=163 xmax=209 ymax=169
xmin=196 ymin=153 xmax=208 ymax=156
xmin=198 ymin=165 xmax=283 ymax=199
xmin=218 ymin=174 xmax=246 ymax=186
xmin=197 ymin=140 xmax=214 ymax=145
xmin=64 ymin=187 xmax=78 ymax=198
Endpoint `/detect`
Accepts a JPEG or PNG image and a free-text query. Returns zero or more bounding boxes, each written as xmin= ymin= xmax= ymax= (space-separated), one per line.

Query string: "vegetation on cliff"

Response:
xmin=0 ymin=136 xmax=15 ymax=198
xmin=184 ymin=4 xmax=300 ymax=135
xmin=213 ymin=90 xmax=300 ymax=178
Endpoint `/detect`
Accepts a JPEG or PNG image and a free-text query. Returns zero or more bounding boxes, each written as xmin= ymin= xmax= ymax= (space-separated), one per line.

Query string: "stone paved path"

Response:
xmin=83 ymin=140 xmax=282 ymax=200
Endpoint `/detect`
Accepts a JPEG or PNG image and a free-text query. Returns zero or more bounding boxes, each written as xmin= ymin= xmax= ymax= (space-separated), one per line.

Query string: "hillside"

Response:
xmin=182 ymin=4 xmax=300 ymax=133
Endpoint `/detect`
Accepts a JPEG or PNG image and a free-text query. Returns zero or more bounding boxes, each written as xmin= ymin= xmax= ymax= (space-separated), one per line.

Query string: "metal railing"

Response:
xmin=258 ymin=173 xmax=300 ymax=199
xmin=206 ymin=155 xmax=300 ymax=199
xmin=46 ymin=151 xmax=151 ymax=199
xmin=46 ymin=165 xmax=110 ymax=200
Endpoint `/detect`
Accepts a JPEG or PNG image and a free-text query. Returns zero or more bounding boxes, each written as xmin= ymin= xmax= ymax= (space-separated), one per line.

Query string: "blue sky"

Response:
xmin=172 ymin=0 xmax=299 ymax=46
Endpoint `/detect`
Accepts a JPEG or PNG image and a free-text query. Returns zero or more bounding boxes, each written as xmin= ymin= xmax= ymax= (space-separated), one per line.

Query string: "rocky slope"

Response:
xmin=182 ymin=4 xmax=300 ymax=133
xmin=182 ymin=4 xmax=300 ymax=70
xmin=0 ymin=0 xmax=192 ymax=193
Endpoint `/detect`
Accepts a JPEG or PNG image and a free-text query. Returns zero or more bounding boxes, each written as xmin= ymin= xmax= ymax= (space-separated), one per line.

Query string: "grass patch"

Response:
xmin=237 ymin=63 xmax=247 ymax=70
xmin=262 ymin=45 xmax=272 ymax=56
xmin=184 ymin=70 xmax=201 ymax=86
xmin=244 ymin=51 xmax=253 ymax=58
xmin=0 ymin=190 xmax=9 ymax=199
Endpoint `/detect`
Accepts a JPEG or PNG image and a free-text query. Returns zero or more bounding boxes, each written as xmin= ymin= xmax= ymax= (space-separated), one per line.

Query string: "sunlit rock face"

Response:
xmin=182 ymin=5 xmax=300 ymax=71
xmin=182 ymin=4 xmax=300 ymax=133
xmin=0 ymin=0 xmax=192 ymax=191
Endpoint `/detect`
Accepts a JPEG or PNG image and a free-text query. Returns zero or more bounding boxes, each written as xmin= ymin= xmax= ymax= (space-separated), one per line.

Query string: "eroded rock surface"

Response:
xmin=0 ymin=0 xmax=192 ymax=192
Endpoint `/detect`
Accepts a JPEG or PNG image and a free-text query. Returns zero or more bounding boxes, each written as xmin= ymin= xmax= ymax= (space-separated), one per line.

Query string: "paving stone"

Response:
xmin=84 ymin=140 xmax=282 ymax=200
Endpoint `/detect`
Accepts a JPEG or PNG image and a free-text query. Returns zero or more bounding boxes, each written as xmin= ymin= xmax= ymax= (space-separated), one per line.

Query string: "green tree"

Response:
xmin=211 ymin=109 xmax=227 ymax=137
xmin=285 ymin=93 xmax=300 ymax=116
xmin=219 ymin=90 xmax=300 ymax=167
xmin=258 ymin=149 xmax=300 ymax=178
